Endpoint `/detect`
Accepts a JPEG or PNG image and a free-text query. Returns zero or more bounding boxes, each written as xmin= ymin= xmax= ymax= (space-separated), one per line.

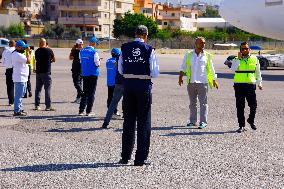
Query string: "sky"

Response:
xmin=153 ymin=0 xmax=222 ymax=5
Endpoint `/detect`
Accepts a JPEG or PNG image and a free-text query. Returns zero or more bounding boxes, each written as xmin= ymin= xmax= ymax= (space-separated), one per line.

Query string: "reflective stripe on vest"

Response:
xmin=185 ymin=51 xmax=213 ymax=89
xmin=234 ymin=56 xmax=257 ymax=83
xmin=123 ymin=74 xmax=151 ymax=80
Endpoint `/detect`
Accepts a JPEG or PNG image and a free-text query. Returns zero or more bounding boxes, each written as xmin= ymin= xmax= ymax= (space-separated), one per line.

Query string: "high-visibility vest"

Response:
xmin=234 ymin=56 xmax=257 ymax=83
xmin=186 ymin=51 xmax=213 ymax=89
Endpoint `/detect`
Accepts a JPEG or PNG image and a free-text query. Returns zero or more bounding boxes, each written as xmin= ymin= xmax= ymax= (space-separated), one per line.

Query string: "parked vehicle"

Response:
xmin=0 ymin=38 xmax=9 ymax=60
xmin=224 ymin=54 xmax=284 ymax=70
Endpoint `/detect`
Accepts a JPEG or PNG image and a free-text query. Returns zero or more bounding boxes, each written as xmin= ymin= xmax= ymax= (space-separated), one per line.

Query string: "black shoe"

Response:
xmin=101 ymin=122 xmax=109 ymax=129
xmin=247 ymin=119 xmax=257 ymax=130
xmin=28 ymin=92 xmax=32 ymax=97
xmin=118 ymin=159 xmax=128 ymax=164
xmin=134 ymin=160 xmax=151 ymax=166
xmin=13 ymin=111 xmax=27 ymax=116
xmin=23 ymin=94 xmax=27 ymax=98
xmin=236 ymin=127 xmax=245 ymax=133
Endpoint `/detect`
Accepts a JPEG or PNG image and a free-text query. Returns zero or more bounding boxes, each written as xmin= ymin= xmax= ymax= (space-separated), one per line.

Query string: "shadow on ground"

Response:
xmin=1 ymin=162 xmax=128 ymax=172
xmin=20 ymin=114 xmax=105 ymax=123
xmin=161 ymin=130 xmax=237 ymax=137
xmin=160 ymin=71 xmax=284 ymax=81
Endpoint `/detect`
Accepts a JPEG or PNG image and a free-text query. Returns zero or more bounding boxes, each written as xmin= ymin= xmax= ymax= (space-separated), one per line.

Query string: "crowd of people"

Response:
xmin=0 ymin=25 xmax=263 ymax=165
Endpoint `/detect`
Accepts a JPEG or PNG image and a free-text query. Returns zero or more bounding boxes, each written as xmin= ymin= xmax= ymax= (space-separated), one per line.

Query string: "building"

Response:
xmin=0 ymin=0 xmax=45 ymax=35
xmin=44 ymin=0 xmax=59 ymax=22
xmin=197 ymin=18 xmax=232 ymax=31
xmin=58 ymin=0 xmax=134 ymax=38
xmin=134 ymin=0 xmax=198 ymax=32
xmin=159 ymin=5 xmax=198 ymax=31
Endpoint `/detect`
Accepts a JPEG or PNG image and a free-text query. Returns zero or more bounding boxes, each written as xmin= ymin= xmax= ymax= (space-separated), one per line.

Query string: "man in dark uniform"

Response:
xmin=231 ymin=42 xmax=263 ymax=133
xmin=118 ymin=25 xmax=159 ymax=166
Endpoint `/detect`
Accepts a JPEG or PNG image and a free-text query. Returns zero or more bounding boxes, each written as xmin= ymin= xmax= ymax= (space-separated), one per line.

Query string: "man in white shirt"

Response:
xmin=179 ymin=37 xmax=218 ymax=129
xmin=2 ymin=40 xmax=16 ymax=106
xmin=11 ymin=40 xmax=31 ymax=116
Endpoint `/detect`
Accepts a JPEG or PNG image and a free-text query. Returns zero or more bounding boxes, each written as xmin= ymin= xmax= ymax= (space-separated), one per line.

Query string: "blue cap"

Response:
xmin=16 ymin=40 xmax=28 ymax=48
xmin=111 ymin=48 xmax=121 ymax=57
xmin=89 ymin=36 xmax=100 ymax=44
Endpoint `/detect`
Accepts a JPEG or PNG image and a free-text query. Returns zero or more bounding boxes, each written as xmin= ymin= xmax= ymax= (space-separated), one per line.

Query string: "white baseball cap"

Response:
xmin=76 ymin=39 xmax=83 ymax=44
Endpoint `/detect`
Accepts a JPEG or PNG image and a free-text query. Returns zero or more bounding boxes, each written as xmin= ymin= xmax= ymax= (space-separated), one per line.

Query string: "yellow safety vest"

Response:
xmin=24 ymin=49 xmax=35 ymax=70
xmin=186 ymin=51 xmax=214 ymax=89
xmin=234 ymin=56 xmax=257 ymax=83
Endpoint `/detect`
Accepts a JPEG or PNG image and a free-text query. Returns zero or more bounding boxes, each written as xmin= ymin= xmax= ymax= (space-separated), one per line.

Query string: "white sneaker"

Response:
xmin=86 ymin=112 xmax=95 ymax=117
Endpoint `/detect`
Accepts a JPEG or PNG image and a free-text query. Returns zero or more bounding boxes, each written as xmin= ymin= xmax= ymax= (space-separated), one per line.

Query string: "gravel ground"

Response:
xmin=0 ymin=49 xmax=283 ymax=189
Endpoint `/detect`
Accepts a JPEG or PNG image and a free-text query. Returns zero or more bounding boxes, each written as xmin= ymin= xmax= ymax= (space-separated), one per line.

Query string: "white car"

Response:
xmin=259 ymin=54 xmax=284 ymax=69
xmin=0 ymin=38 xmax=9 ymax=59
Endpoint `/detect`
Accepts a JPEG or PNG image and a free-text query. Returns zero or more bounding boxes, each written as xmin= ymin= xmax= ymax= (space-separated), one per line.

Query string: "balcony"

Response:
xmin=58 ymin=3 xmax=102 ymax=11
xmin=58 ymin=17 xmax=112 ymax=25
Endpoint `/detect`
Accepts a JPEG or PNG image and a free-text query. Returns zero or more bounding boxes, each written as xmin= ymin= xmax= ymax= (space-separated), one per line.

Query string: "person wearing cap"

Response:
xmin=78 ymin=36 xmax=101 ymax=116
xmin=106 ymin=48 xmax=120 ymax=115
xmin=11 ymin=40 xmax=31 ymax=116
xmin=117 ymin=25 xmax=159 ymax=166
xmin=69 ymin=39 xmax=84 ymax=103
xmin=2 ymin=40 xmax=16 ymax=106
xmin=102 ymin=48 xmax=124 ymax=128
xmin=179 ymin=37 xmax=218 ymax=129
xmin=34 ymin=38 xmax=56 ymax=111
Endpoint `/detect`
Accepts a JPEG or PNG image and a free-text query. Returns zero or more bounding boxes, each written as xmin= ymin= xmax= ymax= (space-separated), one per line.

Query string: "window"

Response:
xmin=105 ymin=13 xmax=108 ymax=18
xmin=50 ymin=5 xmax=55 ymax=11
xmin=104 ymin=2 xmax=108 ymax=9
xmin=265 ymin=0 xmax=283 ymax=6
xmin=164 ymin=22 xmax=167 ymax=25
xmin=171 ymin=13 xmax=175 ymax=17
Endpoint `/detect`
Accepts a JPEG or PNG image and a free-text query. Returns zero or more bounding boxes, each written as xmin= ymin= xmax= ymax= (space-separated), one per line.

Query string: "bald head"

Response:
xmin=39 ymin=38 xmax=47 ymax=48
xmin=9 ymin=40 xmax=16 ymax=47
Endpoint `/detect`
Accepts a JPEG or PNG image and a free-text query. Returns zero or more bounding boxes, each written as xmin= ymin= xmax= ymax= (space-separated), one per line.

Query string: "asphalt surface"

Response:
xmin=0 ymin=49 xmax=283 ymax=189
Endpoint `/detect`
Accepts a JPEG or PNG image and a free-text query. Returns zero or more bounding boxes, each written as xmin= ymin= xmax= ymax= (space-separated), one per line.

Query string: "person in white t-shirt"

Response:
xmin=179 ymin=37 xmax=219 ymax=129
xmin=11 ymin=40 xmax=31 ymax=116
xmin=2 ymin=40 xmax=16 ymax=105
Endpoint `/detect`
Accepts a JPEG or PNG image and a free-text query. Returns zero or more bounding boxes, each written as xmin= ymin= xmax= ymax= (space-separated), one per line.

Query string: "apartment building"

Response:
xmin=44 ymin=0 xmax=59 ymax=22
xmin=58 ymin=0 xmax=134 ymax=38
xmin=134 ymin=0 xmax=198 ymax=32
xmin=0 ymin=0 xmax=45 ymax=35
xmin=160 ymin=5 xmax=198 ymax=32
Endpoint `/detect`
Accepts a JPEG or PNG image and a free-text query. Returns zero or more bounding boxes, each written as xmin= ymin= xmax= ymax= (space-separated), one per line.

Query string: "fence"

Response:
xmin=5 ymin=37 xmax=284 ymax=50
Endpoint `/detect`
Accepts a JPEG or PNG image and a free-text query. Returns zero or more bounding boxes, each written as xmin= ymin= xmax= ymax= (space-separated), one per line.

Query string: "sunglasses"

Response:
xmin=241 ymin=48 xmax=249 ymax=51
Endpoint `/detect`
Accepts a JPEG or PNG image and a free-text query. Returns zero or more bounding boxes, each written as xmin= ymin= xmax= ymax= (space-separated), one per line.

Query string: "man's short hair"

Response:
xmin=135 ymin=25 xmax=148 ymax=36
xmin=195 ymin=36 xmax=206 ymax=42
xmin=240 ymin=41 xmax=249 ymax=46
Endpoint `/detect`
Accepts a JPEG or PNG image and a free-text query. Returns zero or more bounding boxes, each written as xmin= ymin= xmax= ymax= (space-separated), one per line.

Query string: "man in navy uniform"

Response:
xmin=118 ymin=25 xmax=159 ymax=166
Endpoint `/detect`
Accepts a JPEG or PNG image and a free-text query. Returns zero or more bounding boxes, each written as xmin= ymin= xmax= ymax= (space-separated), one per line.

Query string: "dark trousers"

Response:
xmin=72 ymin=72 xmax=83 ymax=98
xmin=5 ymin=68 xmax=14 ymax=104
xmin=35 ymin=73 xmax=52 ymax=108
xmin=79 ymin=76 xmax=98 ymax=113
xmin=121 ymin=89 xmax=152 ymax=162
xmin=24 ymin=66 xmax=32 ymax=97
xmin=107 ymin=86 xmax=117 ymax=114
xmin=234 ymin=83 xmax=257 ymax=127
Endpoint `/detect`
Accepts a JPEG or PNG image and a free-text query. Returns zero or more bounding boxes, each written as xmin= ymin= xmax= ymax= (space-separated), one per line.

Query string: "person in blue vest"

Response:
xmin=102 ymin=48 xmax=124 ymax=129
xmin=78 ymin=37 xmax=101 ymax=116
xmin=105 ymin=48 xmax=121 ymax=116
xmin=117 ymin=25 xmax=159 ymax=166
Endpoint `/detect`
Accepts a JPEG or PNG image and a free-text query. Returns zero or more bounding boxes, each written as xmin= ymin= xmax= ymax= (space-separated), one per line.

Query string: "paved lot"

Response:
xmin=0 ymin=49 xmax=283 ymax=189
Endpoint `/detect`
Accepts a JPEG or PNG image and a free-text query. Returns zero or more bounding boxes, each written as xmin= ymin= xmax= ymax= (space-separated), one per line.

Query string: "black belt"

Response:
xmin=235 ymin=71 xmax=255 ymax=73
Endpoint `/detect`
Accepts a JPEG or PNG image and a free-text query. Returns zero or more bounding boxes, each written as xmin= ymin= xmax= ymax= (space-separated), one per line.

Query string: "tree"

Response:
xmin=42 ymin=23 xmax=56 ymax=37
xmin=113 ymin=12 xmax=159 ymax=39
xmin=68 ymin=27 xmax=81 ymax=38
xmin=53 ymin=24 xmax=65 ymax=38
xmin=200 ymin=6 xmax=220 ymax=18
xmin=6 ymin=24 xmax=25 ymax=37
